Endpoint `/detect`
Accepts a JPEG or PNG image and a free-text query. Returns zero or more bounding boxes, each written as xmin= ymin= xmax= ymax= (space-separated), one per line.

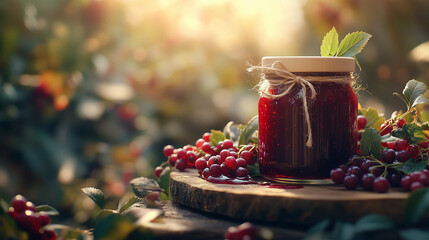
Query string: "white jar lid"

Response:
xmin=262 ymin=56 xmax=355 ymax=72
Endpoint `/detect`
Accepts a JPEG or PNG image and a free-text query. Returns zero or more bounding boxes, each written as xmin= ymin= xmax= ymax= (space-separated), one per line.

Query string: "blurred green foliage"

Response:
xmin=0 ymin=0 xmax=428 ymax=227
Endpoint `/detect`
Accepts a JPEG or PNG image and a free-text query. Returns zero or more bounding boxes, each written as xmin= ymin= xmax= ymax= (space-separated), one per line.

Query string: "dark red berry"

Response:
xmin=396 ymin=119 xmax=406 ymax=128
xmin=401 ymin=176 xmax=412 ymax=191
xmin=407 ymin=145 xmax=420 ymax=159
xmin=41 ymin=230 xmax=57 ymax=240
xmin=422 ymin=169 xmax=429 ymax=179
xmin=222 ymin=139 xmax=234 ymax=150
xmin=176 ymin=148 xmax=186 ymax=160
xmin=175 ymin=159 xmax=186 ymax=171
xmin=11 ymin=196 xmax=27 ymax=213
xmin=395 ymin=139 xmax=409 ymax=151
xmin=220 ymin=149 xmax=231 ymax=162
xmin=202 ymin=133 xmax=211 ymax=142
xmin=25 ymin=202 xmax=36 ymax=212
xmin=225 ymin=227 xmax=241 ymax=240
xmin=343 ymin=174 xmax=359 ymax=190
xmin=411 ymin=181 xmax=425 ymax=191
xmin=221 ymin=163 xmax=230 ymax=177
xmin=330 ymin=168 xmax=346 ymax=184
xmin=373 ymin=177 xmax=389 ymax=193
xmin=382 ymin=149 xmax=396 ymax=164
xmin=347 ymin=166 xmax=361 ymax=177
xmin=410 ymin=171 xmax=428 ymax=186
xmin=154 ymin=167 xmax=163 ymax=178
xmin=195 ymin=158 xmax=207 ymax=170
xmin=209 ymin=164 xmax=222 ymax=178
xmin=225 ymin=156 xmax=237 ymax=169
xmin=390 ymin=174 xmax=402 ymax=187
xmin=360 ymin=159 xmax=376 ymax=174
xmin=380 ymin=122 xmax=393 ymax=136
xmin=237 ymin=222 xmax=257 ymax=239
xmin=203 ymin=168 xmax=210 ymax=179
xmin=418 ymin=142 xmax=429 ymax=149
xmin=369 ymin=166 xmax=383 ymax=177
xmin=168 ymin=154 xmax=177 ymax=167
xmin=186 ymin=151 xmax=197 ymax=164
xmin=396 ymin=150 xmax=410 ymax=162
xmin=362 ymin=173 xmax=376 ymax=191
xmin=234 ymin=157 xmax=245 ymax=167
xmin=236 ymin=167 xmax=249 ymax=178
xmin=386 ymin=142 xmax=396 ymax=149
xmin=357 ymin=115 xmax=367 ymax=130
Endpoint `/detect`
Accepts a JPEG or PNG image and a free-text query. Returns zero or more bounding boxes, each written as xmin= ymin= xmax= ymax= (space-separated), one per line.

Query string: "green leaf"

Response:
xmin=354 ymin=214 xmax=394 ymax=233
xmin=332 ymin=221 xmax=354 ymax=240
xmin=400 ymin=229 xmax=429 ymax=240
xmin=320 ymin=27 xmax=339 ymax=56
xmin=93 ymin=214 xmax=134 ymax=240
xmin=337 ymin=31 xmax=372 ymax=57
xmin=358 ymin=108 xmax=385 ymax=131
xmin=360 ymin=128 xmax=381 ymax=159
xmin=35 ymin=205 xmax=59 ymax=216
xmin=403 ymin=80 xmax=428 ymax=109
xmin=247 ymin=163 xmax=260 ymax=177
xmin=307 ymin=219 xmax=330 ymax=235
xmin=126 ymin=227 xmax=156 ymax=240
xmin=238 ymin=115 xmax=259 ymax=146
xmin=421 ymin=111 xmax=429 ymax=122
xmin=401 ymin=158 xmax=428 ymax=174
xmin=82 ymin=187 xmax=105 ymax=209
xmin=412 ymin=95 xmax=429 ymax=108
xmin=119 ymin=197 xmax=141 ymax=213
xmin=210 ymin=130 xmax=226 ymax=146
xmin=403 ymin=123 xmax=427 ymax=144
xmin=130 ymin=177 xmax=162 ymax=198
xmin=159 ymin=167 xmax=171 ymax=200
xmin=404 ymin=188 xmax=429 ymax=224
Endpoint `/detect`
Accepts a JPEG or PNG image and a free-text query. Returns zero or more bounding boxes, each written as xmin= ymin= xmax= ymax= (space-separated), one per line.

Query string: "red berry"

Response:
xmin=41 ymin=230 xmax=57 ymax=240
xmin=401 ymin=176 xmax=412 ymax=191
xmin=396 ymin=119 xmax=406 ymax=128
xmin=418 ymin=142 xmax=429 ymax=149
xmin=168 ymin=154 xmax=177 ymax=167
xmin=382 ymin=149 xmax=396 ymax=164
xmin=237 ymin=222 xmax=257 ymax=239
xmin=11 ymin=196 xmax=27 ymax=213
xmin=39 ymin=214 xmax=50 ymax=227
xmin=410 ymin=171 xmax=428 ymax=186
xmin=186 ymin=151 xmax=197 ymax=164
xmin=175 ymin=159 xmax=186 ymax=171
xmin=347 ymin=166 xmax=361 ymax=178
xmin=230 ymin=151 xmax=238 ymax=159
xmin=236 ymin=158 xmax=247 ymax=168
xmin=154 ymin=167 xmax=163 ymax=178
xmin=362 ymin=173 xmax=376 ymax=191
xmin=380 ymin=122 xmax=393 ymax=136
xmin=221 ymin=163 xmax=231 ymax=177
xmin=369 ymin=166 xmax=383 ymax=177
xmin=201 ymin=142 xmax=212 ymax=153
xmin=225 ymin=227 xmax=241 ymax=240
xmin=220 ymin=149 xmax=231 ymax=163
xmin=195 ymin=139 xmax=205 ymax=149
xmin=240 ymin=150 xmax=251 ymax=161
xmin=373 ymin=177 xmax=389 ymax=193
xmin=225 ymin=156 xmax=237 ymax=169
xmin=26 ymin=202 xmax=36 ymax=212
xmin=163 ymin=145 xmax=175 ymax=157
xmin=360 ymin=159 xmax=376 ymax=174
xmin=357 ymin=115 xmax=367 ymax=130
xmin=222 ymin=139 xmax=234 ymax=150
xmin=208 ymin=156 xmax=220 ymax=167
xmin=396 ymin=150 xmax=410 ymax=162
xmin=209 ymin=164 xmax=222 ymax=178
xmin=407 ymin=145 xmax=420 ymax=159
xmin=176 ymin=148 xmax=187 ymax=160
xmin=395 ymin=139 xmax=409 ymax=151
xmin=203 ymin=168 xmax=210 ymax=179
xmin=195 ymin=158 xmax=208 ymax=170
xmin=411 ymin=181 xmax=425 ymax=191
xmin=202 ymin=133 xmax=211 ymax=142
xmin=343 ymin=174 xmax=359 ymax=190
xmin=330 ymin=168 xmax=346 ymax=184
xmin=236 ymin=167 xmax=249 ymax=178
xmin=386 ymin=142 xmax=396 ymax=149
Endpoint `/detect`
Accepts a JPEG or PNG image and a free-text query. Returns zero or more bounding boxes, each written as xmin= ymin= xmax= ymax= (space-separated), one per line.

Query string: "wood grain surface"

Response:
xmin=170 ymin=169 xmax=422 ymax=225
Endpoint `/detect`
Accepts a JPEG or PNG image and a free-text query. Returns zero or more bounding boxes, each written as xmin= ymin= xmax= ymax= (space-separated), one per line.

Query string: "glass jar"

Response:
xmin=258 ymin=57 xmax=358 ymax=184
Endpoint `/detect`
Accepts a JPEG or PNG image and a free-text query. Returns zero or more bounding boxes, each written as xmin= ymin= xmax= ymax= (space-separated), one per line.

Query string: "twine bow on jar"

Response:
xmin=248 ymin=61 xmax=354 ymax=148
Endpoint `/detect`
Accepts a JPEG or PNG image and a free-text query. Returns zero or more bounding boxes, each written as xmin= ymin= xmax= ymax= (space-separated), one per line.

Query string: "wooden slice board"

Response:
xmin=170 ymin=169 xmax=425 ymax=225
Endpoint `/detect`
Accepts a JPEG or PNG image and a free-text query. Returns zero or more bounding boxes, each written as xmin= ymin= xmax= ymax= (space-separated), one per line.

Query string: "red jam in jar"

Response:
xmin=257 ymin=57 xmax=358 ymax=184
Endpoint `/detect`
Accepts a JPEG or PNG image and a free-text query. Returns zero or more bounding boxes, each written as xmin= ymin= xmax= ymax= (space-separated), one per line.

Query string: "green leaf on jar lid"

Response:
xmin=336 ymin=31 xmax=372 ymax=57
xmin=320 ymin=27 xmax=339 ymax=57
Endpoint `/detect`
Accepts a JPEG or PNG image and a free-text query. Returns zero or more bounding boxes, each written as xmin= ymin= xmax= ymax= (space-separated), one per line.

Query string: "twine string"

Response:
xmin=248 ymin=61 xmax=354 ymax=148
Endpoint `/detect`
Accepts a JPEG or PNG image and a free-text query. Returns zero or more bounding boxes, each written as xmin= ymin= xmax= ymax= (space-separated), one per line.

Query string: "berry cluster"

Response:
xmin=7 ymin=195 xmax=56 ymax=240
xmin=225 ymin=222 xmax=257 ymax=240
xmin=157 ymin=132 xmax=257 ymax=182
xmin=332 ymin=115 xmax=429 ymax=193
